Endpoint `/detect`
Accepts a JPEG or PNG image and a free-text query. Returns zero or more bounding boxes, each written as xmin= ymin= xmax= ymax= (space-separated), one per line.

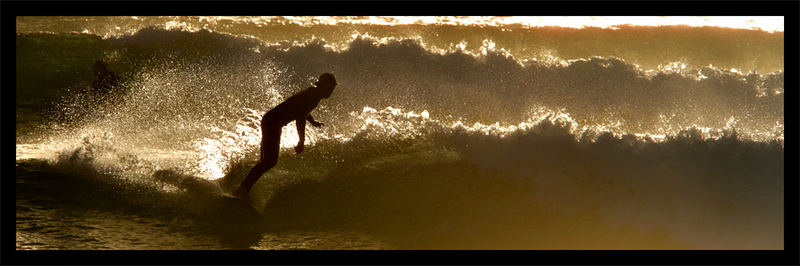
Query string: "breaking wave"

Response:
xmin=16 ymin=24 xmax=784 ymax=249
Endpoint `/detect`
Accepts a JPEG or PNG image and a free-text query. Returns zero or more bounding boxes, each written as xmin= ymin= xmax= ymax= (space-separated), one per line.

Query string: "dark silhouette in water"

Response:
xmin=233 ymin=73 xmax=338 ymax=200
xmin=90 ymin=60 xmax=121 ymax=96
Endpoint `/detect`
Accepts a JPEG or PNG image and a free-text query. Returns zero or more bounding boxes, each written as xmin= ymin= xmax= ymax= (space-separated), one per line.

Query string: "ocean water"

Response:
xmin=15 ymin=16 xmax=784 ymax=250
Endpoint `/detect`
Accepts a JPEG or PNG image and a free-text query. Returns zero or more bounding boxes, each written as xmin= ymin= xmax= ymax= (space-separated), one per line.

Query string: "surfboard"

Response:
xmin=152 ymin=170 xmax=263 ymax=219
xmin=219 ymin=193 xmax=263 ymax=219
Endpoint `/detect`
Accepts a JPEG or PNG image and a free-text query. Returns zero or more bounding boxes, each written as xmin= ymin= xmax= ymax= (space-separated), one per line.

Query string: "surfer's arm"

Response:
xmin=295 ymin=118 xmax=306 ymax=154
xmin=306 ymin=114 xmax=323 ymax=127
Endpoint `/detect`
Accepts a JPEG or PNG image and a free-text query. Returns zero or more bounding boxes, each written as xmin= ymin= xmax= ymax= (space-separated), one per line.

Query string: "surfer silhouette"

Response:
xmin=90 ymin=60 xmax=121 ymax=96
xmin=232 ymin=73 xmax=337 ymax=200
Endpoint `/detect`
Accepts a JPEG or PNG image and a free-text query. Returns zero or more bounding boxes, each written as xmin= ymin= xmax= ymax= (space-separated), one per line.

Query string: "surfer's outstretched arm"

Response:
xmin=307 ymin=114 xmax=324 ymax=127
xmin=295 ymin=118 xmax=306 ymax=153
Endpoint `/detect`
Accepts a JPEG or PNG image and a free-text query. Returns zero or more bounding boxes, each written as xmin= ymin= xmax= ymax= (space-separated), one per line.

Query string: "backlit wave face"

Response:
xmin=15 ymin=16 xmax=785 ymax=74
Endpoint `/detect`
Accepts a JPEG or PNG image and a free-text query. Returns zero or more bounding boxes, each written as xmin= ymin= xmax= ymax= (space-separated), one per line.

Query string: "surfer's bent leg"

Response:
xmin=235 ymin=120 xmax=281 ymax=197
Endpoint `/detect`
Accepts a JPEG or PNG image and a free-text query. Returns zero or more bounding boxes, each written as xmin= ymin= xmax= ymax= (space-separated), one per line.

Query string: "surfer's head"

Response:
xmin=314 ymin=72 xmax=337 ymax=99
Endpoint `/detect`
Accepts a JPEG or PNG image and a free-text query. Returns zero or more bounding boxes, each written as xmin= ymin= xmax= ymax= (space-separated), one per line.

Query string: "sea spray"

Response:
xmin=16 ymin=17 xmax=783 ymax=249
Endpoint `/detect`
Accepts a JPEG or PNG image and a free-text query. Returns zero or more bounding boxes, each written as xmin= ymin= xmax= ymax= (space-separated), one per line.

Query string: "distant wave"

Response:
xmin=18 ymin=28 xmax=783 ymax=142
xmin=16 ymin=16 xmax=785 ymax=73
